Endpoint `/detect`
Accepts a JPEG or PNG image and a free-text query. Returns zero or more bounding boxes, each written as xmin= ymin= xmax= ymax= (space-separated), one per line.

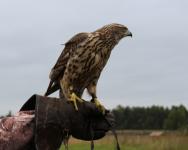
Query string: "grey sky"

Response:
xmin=0 ymin=0 xmax=188 ymax=114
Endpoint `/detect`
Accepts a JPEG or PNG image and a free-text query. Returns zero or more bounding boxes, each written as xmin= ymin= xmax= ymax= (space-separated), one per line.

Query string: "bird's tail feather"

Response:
xmin=44 ymin=81 xmax=60 ymax=96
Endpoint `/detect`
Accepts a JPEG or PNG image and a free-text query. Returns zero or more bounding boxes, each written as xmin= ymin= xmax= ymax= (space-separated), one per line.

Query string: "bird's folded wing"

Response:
xmin=45 ymin=32 xmax=90 ymax=96
xmin=50 ymin=32 xmax=89 ymax=81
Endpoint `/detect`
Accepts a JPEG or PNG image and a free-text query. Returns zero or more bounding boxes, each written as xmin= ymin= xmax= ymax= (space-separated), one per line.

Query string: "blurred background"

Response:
xmin=1 ymin=1 xmax=188 ymax=149
xmin=0 ymin=0 xmax=187 ymax=116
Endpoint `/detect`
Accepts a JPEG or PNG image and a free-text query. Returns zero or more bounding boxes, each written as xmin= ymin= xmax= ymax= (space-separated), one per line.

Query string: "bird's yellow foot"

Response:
xmin=69 ymin=93 xmax=84 ymax=111
xmin=91 ymin=98 xmax=106 ymax=115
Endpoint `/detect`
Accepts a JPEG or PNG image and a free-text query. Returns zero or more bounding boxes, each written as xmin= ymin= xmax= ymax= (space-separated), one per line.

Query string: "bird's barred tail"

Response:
xmin=44 ymin=81 xmax=59 ymax=96
xmin=44 ymin=81 xmax=53 ymax=96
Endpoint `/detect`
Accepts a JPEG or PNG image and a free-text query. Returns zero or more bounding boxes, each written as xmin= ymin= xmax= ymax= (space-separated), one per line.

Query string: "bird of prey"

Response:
xmin=44 ymin=23 xmax=132 ymax=113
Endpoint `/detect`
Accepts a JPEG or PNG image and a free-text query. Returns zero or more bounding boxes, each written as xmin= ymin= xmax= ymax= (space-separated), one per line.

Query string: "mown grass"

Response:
xmin=60 ymin=131 xmax=188 ymax=150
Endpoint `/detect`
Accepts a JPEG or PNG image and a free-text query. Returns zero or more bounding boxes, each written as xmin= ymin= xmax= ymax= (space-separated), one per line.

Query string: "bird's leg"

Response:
xmin=69 ymin=92 xmax=84 ymax=111
xmin=60 ymin=80 xmax=84 ymax=110
xmin=87 ymin=83 xmax=106 ymax=114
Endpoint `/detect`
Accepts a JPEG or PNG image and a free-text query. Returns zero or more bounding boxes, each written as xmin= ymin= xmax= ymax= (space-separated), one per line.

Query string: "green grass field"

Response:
xmin=60 ymin=131 xmax=188 ymax=150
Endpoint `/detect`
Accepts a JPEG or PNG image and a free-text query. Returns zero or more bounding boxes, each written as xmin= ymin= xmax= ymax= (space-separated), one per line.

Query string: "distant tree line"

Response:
xmin=1 ymin=105 xmax=188 ymax=130
xmin=112 ymin=105 xmax=188 ymax=130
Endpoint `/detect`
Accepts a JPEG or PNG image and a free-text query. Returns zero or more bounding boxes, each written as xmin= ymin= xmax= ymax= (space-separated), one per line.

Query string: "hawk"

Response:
xmin=44 ymin=23 xmax=132 ymax=113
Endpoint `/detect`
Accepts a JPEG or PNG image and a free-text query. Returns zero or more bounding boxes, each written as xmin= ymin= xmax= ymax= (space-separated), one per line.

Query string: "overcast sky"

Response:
xmin=0 ymin=0 xmax=188 ymax=115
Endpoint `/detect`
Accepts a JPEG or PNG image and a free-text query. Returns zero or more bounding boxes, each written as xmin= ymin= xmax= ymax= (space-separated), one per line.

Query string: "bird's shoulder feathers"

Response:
xmin=49 ymin=32 xmax=89 ymax=81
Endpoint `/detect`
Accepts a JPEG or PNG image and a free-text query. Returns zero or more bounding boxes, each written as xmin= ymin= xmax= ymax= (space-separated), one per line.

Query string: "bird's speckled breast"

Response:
xmin=63 ymin=33 xmax=116 ymax=94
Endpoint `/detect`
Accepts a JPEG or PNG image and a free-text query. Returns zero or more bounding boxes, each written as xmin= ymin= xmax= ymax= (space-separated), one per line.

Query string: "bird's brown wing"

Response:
xmin=45 ymin=32 xmax=89 ymax=96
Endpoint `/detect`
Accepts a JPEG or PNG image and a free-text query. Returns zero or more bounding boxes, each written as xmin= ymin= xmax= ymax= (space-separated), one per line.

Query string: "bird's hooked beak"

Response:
xmin=124 ymin=30 xmax=132 ymax=37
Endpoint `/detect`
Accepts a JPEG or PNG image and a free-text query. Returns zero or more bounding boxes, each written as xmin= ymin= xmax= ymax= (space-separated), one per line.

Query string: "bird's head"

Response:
xmin=101 ymin=23 xmax=132 ymax=42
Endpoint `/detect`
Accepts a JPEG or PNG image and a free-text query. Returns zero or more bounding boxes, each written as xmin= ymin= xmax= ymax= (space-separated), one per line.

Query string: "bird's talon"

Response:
xmin=69 ymin=93 xmax=83 ymax=111
xmin=92 ymin=98 xmax=106 ymax=115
